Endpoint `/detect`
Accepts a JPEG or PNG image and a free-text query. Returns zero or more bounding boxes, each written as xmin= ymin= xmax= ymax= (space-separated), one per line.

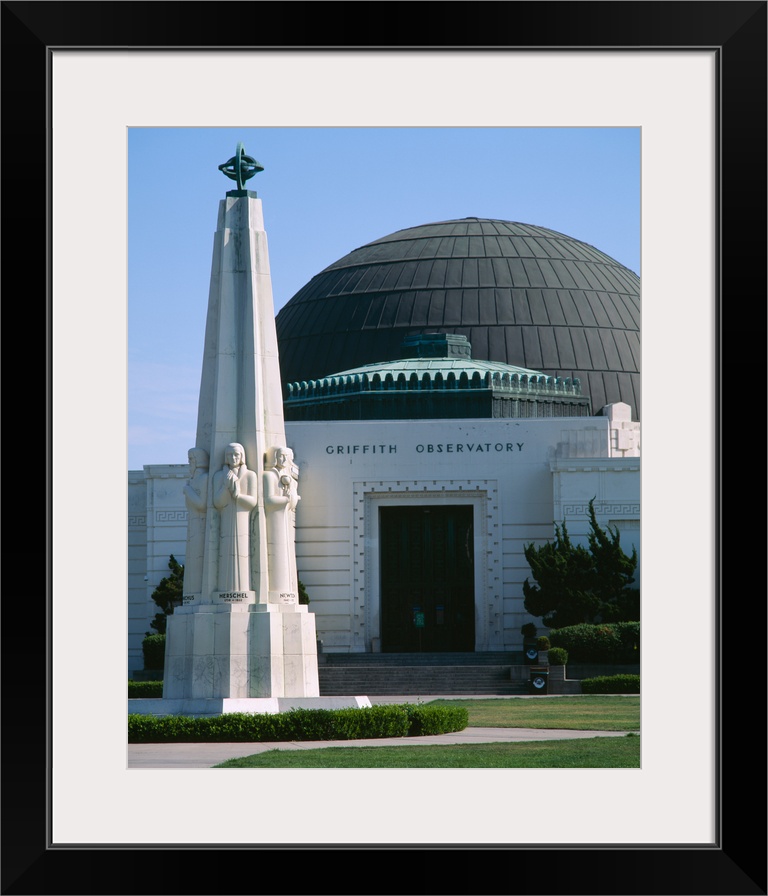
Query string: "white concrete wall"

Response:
xmin=128 ymin=465 xmax=189 ymax=676
xmin=551 ymin=456 xmax=641 ymax=587
xmin=128 ymin=472 xmax=150 ymax=676
xmin=286 ymin=416 xmax=637 ymax=652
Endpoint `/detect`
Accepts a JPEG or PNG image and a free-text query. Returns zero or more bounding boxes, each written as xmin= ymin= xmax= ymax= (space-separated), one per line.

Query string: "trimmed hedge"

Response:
xmin=548 ymin=622 xmax=639 ymax=663
xmin=547 ymin=647 xmax=568 ymax=666
xmin=581 ymin=674 xmax=640 ymax=694
xmin=128 ymin=703 xmax=469 ymax=744
xmin=404 ymin=704 xmax=467 ymax=736
xmin=128 ymin=680 xmax=163 ymax=699
xmin=142 ymin=634 xmax=166 ymax=671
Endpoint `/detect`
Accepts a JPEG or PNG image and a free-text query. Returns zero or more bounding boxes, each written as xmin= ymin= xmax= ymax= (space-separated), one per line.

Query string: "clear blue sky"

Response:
xmin=128 ymin=126 xmax=640 ymax=471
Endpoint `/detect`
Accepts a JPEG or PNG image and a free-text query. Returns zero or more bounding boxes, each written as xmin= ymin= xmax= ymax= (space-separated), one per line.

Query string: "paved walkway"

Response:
xmin=128 ymin=695 xmax=633 ymax=768
xmin=128 ymin=726 xmax=628 ymax=768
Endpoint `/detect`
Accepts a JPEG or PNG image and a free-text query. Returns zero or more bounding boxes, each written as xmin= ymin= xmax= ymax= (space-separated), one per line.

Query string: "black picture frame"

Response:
xmin=4 ymin=2 xmax=765 ymax=894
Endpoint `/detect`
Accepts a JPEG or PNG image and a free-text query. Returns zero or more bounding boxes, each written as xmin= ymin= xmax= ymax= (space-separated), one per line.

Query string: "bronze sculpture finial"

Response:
xmin=218 ymin=143 xmax=264 ymax=191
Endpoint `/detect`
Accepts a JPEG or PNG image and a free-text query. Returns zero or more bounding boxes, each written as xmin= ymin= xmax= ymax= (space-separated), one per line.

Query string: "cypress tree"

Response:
xmin=149 ymin=554 xmax=185 ymax=634
xmin=523 ymin=499 xmax=638 ymax=627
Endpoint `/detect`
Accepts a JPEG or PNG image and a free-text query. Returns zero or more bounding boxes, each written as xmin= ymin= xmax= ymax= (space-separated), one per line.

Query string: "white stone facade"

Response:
xmin=129 ymin=408 xmax=640 ymax=676
xmin=129 ymin=464 xmax=190 ymax=674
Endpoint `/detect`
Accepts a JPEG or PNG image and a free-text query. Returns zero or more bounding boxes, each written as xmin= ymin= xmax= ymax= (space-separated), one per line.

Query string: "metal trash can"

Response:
xmin=529 ymin=668 xmax=549 ymax=694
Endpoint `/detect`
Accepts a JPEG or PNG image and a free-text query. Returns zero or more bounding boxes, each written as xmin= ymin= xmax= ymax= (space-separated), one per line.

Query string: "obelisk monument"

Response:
xmin=162 ymin=144 xmax=321 ymax=704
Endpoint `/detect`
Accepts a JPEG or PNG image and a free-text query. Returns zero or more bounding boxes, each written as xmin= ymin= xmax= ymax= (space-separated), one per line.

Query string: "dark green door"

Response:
xmin=380 ymin=505 xmax=475 ymax=652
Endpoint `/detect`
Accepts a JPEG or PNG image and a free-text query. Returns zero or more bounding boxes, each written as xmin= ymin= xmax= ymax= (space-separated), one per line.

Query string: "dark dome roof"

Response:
xmin=276 ymin=217 xmax=640 ymax=418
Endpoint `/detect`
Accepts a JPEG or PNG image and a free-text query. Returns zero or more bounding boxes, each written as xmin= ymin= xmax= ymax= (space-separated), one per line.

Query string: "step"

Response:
xmin=317 ymin=662 xmax=533 ymax=696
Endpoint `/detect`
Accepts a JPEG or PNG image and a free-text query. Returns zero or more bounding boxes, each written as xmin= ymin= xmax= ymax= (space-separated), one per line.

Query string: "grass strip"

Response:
xmin=215 ymin=735 xmax=640 ymax=768
xmin=445 ymin=696 xmax=639 ymax=731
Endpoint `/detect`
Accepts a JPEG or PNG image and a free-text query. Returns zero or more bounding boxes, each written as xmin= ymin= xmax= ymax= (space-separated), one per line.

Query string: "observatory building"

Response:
xmin=128 ymin=217 xmax=640 ymax=676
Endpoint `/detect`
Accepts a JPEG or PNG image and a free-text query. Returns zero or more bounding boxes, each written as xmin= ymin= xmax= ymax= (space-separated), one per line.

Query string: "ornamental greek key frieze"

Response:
xmin=155 ymin=510 xmax=188 ymax=522
xmin=562 ymin=503 xmax=640 ymax=516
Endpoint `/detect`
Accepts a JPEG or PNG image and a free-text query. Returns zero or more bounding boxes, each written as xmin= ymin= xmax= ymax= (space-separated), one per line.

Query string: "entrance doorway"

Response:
xmin=379 ymin=505 xmax=475 ymax=652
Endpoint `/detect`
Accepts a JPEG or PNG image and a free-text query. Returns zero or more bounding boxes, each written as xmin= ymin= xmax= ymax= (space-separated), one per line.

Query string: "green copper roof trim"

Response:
xmin=317 ymin=335 xmax=551 ymax=380
xmin=400 ymin=333 xmax=473 ymax=359
xmin=285 ymin=367 xmax=583 ymax=402
xmin=327 ymin=357 xmax=548 ymax=380
xmin=283 ymin=334 xmax=590 ymax=419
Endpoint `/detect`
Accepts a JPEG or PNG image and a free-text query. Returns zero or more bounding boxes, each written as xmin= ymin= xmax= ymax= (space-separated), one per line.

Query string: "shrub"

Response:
xmin=128 ymin=680 xmax=163 ymax=699
xmin=581 ymin=674 xmax=640 ymax=694
xmin=548 ymin=622 xmax=639 ymax=663
xmin=142 ymin=634 xmax=166 ymax=671
xmin=547 ymin=647 xmax=568 ymax=666
xmin=404 ymin=704 xmax=469 ymax=736
xmin=536 ymin=636 xmax=551 ymax=650
xmin=614 ymin=621 xmax=641 ymax=658
xmin=128 ymin=703 xmax=468 ymax=744
xmin=520 ymin=623 xmax=538 ymax=640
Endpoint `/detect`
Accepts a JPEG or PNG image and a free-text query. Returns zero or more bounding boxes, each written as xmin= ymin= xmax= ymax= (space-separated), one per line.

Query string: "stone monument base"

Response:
xmin=163 ymin=601 xmax=321 ymax=700
xmin=129 ymin=695 xmax=372 ymax=718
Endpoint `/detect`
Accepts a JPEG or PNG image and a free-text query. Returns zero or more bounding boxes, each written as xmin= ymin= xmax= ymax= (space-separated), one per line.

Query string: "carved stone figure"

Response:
xmin=212 ymin=442 xmax=259 ymax=593
xmin=182 ymin=447 xmax=209 ymax=597
xmin=263 ymin=446 xmax=300 ymax=595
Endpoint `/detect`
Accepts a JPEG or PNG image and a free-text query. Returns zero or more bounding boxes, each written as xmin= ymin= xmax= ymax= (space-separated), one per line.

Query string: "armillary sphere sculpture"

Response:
xmin=218 ymin=142 xmax=264 ymax=191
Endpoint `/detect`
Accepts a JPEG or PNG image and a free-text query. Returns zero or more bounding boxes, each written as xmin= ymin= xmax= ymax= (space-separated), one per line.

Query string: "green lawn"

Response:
xmin=440 ymin=695 xmax=639 ymax=731
xmin=212 ymin=696 xmax=640 ymax=768
xmin=216 ymin=734 xmax=639 ymax=768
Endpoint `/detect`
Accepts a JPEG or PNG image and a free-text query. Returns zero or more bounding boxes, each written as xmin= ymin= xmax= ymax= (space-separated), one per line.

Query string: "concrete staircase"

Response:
xmin=318 ymin=652 xmax=533 ymax=696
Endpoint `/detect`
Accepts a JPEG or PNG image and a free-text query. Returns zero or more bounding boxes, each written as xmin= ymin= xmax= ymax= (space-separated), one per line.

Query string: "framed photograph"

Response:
xmin=6 ymin=2 xmax=765 ymax=893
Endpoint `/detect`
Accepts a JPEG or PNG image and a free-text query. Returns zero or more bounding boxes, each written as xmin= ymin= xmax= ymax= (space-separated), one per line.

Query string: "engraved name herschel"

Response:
xmin=220 ymin=591 xmax=248 ymax=602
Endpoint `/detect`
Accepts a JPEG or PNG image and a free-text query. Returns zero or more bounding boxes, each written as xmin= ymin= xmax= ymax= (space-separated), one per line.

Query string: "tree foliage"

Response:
xmin=149 ymin=554 xmax=184 ymax=634
xmin=523 ymin=499 xmax=638 ymax=628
